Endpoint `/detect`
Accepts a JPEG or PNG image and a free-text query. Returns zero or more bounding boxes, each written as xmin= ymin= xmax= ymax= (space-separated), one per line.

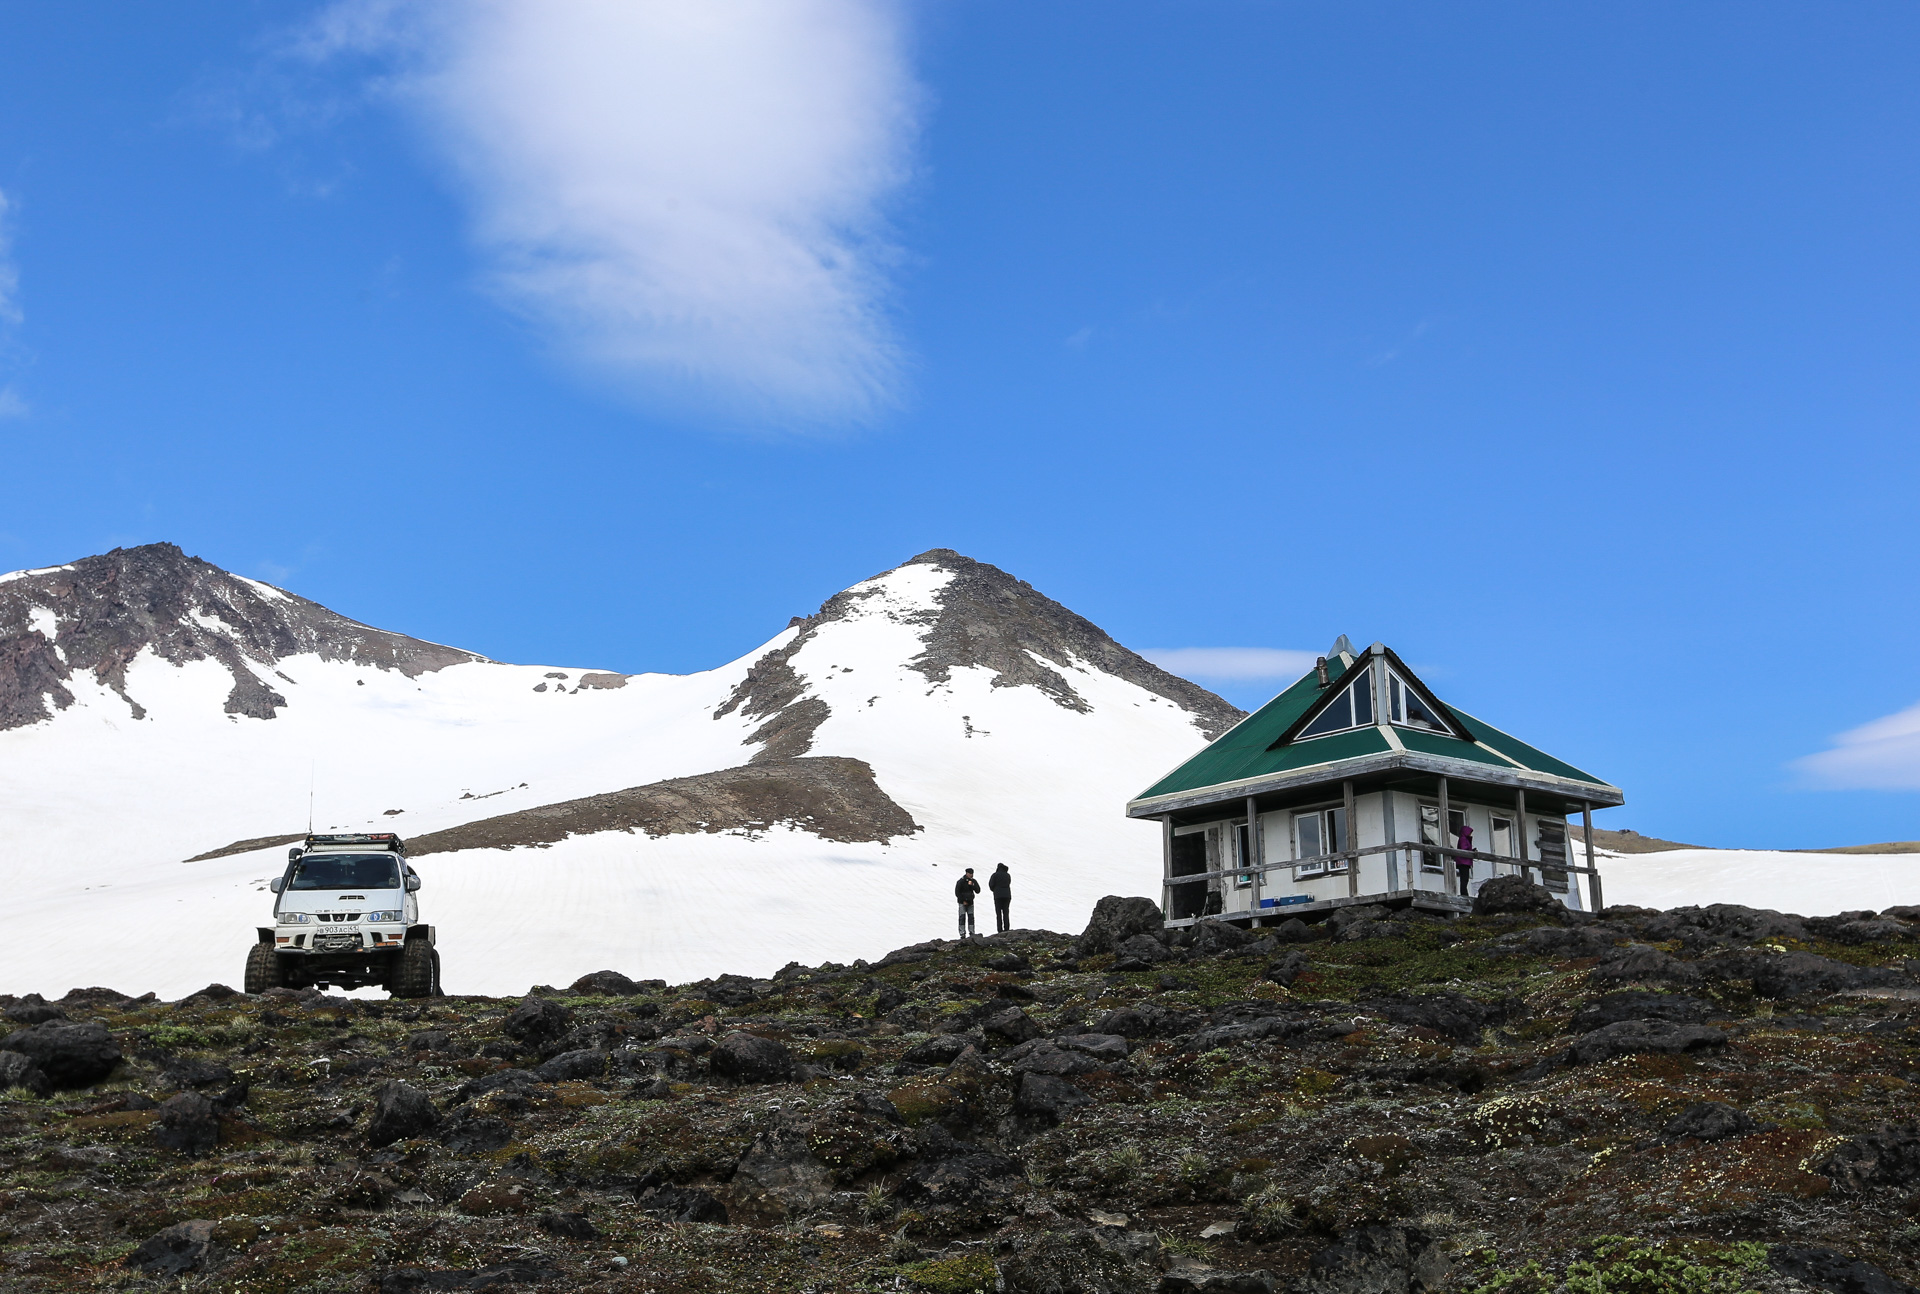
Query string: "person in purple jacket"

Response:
xmin=1453 ymin=823 xmax=1475 ymax=896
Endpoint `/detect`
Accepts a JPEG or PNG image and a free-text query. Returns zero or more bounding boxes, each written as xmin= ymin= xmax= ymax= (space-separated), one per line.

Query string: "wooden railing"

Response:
xmin=1162 ymin=839 xmax=1600 ymax=889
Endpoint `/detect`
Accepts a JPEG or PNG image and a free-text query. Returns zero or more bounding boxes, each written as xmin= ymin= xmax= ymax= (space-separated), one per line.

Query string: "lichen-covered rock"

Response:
xmin=0 ymin=1050 xmax=50 ymax=1097
xmin=1075 ymin=896 xmax=1163 ymax=956
xmin=1014 ymin=1072 xmax=1091 ymax=1125
xmin=1300 ymin=1225 xmax=1449 ymax=1294
xmin=502 ymin=995 xmax=572 ymax=1046
xmin=1565 ymin=1020 xmax=1726 ymax=1065
xmin=1000 ymin=1228 xmax=1152 ymax=1294
xmin=1471 ymin=877 xmax=1567 ymax=919
xmin=1812 ymin=1123 xmax=1920 ymax=1192
xmin=153 ymin=1091 xmax=221 ymax=1155
xmin=1769 ymin=1245 xmax=1918 ymax=1294
xmin=0 ymin=1019 xmax=121 ymax=1087
xmin=728 ymin=1120 xmax=833 ymax=1223
xmin=1662 ymin=1101 xmax=1774 ymax=1142
xmin=567 ymin=969 xmax=641 ymax=996
xmin=366 ymin=1079 xmax=441 ymax=1147
xmin=124 ymin=1219 xmax=215 ymax=1276
xmin=983 ymin=1006 xmax=1042 ymax=1044
xmin=709 ymin=1031 xmax=796 ymax=1083
xmin=535 ymin=1048 xmax=607 ymax=1082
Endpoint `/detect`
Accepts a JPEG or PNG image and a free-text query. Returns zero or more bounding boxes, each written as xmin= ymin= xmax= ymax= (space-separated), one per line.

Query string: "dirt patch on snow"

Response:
xmin=183 ymin=834 xmax=306 ymax=864
xmin=407 ymin=756 xmax=920 ymax=854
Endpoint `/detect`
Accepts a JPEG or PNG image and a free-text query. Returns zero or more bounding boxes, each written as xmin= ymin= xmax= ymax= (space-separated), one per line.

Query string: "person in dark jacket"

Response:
xmin=955 ymin=868 xmax=981 ymax=937
xmin=988 ymin=863 xmax=1012 ymax=933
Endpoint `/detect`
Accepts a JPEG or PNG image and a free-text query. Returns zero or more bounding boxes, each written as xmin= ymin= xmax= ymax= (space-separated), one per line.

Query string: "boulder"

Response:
xmin=1188 ymin=920 xmax=1255 ymax=957
xmin=1570 ymin=992 xmax=1715 ymax=1034
xmin=1769 ymin=1246 xmax=1920 ymax=1294
xmin=1000 ymin=1228 xmax=1153 ymax=1294
xmin=0 ymin=1050 xmax=50 ymax=1097
xmin=0 ymin=1020 xmax=122 ymax=1087
xmin=1707 ymin=950 xmax=1903 ymax=998
xmin=1266 ymin=951 xmax=1311 ymax=987
xmin=124 ymin=1219 xmax=216 ymax=1277
xmin=537 ymin=1210 xmax=600 ymax=1241
xmin=709 ymin=1031 xmax=796 ymax=1084
xmin=366 ymin=1080 xmax=442 ymax=1148
xmin=1662 ymin=1101 xmax=1775 ymax=1142
xmin=1565 ymin=1020 xmax=1726 ymax=1066
xmin=1300 ymin=1225 xmax=1449 ymax=1294
xmin=728 ymin=1120 xmax=834 ymax=1223
xmin=1006 ymin=1041 xmax=1104 ymax=1076
xmin=982 ymin=1006 xmax=1042 ymax=1045
xmin=1055 ymin=1033 xmax=1129 ymax=1060
xmin=1114 ymin=933 xmax=1173 ymax=965
xmin=1014 ymin=1072 xmax=1092 ymax=1125
xmin=153 ymin=1092 xmax=222 ymax=1156
xmin=4 ymin=1002 xmax=66 ymax=1024
xmin=1472 ymin=877 xmax=1567 ymax=919
xmin=1810 ymin=1123 xmax=1920 ymax=1191
xmin=894 ymin=1125 xmax=1024 ymax=1227
xmin=1270 ymin=917 xmax=1325 ymax=943
xmin=434 ymin=1107 xmax=514 ymax=1155
xmin=158 ymin=1057 xmax=235 ymax=1091
xmin=535 ymin=1049 xmax=608 ymax=1082
xmin=1075 ymin=896 xmax=1164 ymax=957
xmin=567 ymin=969 xmax=641 ymax=996
xmin=501 ymin=996 xmax=572 ymax=1047
xmin=902 ymin=1034 xmax=976 ymax=1066
xmin=1587 ymin=947 xmax=1702 ymax=987
xmin=1370 ymin=992 xmax=1510 ymax=1045
xmin=985 ymin=952 xmax=1032 ymax=972
xmin=636 ymin=1184 xmax=728 ymax=1223
xmin=406 ymin=1029 xmax=452 ymax=1051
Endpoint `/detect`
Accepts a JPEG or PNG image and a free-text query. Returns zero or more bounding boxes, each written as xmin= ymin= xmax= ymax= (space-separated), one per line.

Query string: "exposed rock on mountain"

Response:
xmin=713 ymin=548 xmax=1243 ymax=765
xmin=0 ymin=542 xmax=475 ymax=728
xmin=405 ymin=757 xmax=921 ymax=854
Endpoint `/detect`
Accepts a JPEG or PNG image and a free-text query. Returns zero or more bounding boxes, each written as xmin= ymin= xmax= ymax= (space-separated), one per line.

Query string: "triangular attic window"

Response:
xmin=1297 ymin=673 xmax=1373 ymax=740
xmin=1387 ymin=668 xmax=1447 ymax=733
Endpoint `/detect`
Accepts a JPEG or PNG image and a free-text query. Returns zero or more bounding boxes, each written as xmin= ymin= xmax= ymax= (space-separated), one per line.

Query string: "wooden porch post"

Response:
xmin=1245 ymin=796 xmax=1263 ymax=923
xmin=1343 ymin=780 xmax=1358 ymax=898
xmin=1437 ymin=775 xmax=1453 ymax=896
xmin=1515 ymin=788 xmax=1530 ymax=884
xmin=1160 ymin=815 xmax=1174 ymax=921
xmin=1582 ymin=802 xmax=1604 ymax=912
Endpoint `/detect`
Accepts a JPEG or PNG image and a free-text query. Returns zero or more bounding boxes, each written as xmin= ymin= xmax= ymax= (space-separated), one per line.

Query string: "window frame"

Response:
xmin=1290 ymin=804 xmax=1350 ymax=879
xmin=1296 ymin=673 xmax=1375 ymax=742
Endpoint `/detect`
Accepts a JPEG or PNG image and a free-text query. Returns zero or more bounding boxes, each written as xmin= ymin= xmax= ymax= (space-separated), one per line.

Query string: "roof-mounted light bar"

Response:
xmin=303 ymin=832 xmax=407 ymax=855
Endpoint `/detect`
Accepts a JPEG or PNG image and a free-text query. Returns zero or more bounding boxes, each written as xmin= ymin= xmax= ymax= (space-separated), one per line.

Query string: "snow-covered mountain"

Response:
xmin=0 ymin=544 xmax=1239 ymax=997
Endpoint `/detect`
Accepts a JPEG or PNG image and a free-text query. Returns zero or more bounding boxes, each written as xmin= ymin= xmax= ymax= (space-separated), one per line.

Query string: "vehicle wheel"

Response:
xmin=431 ymin=949 xmax=444 ymax=997
xmin=392 ymin=939 xmax=436 ymax=999
xmin=244 ymin=941 xmax=285 ymax=994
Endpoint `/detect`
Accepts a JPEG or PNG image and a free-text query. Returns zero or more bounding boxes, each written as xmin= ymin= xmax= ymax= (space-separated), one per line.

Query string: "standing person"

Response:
xmin=1453 ymin=823 xmax=1475 ymax=897
xmin=955 ymin=868 xmax=982 ymax=938
xmin=988 ymin=863 xmax=1012 ymax=933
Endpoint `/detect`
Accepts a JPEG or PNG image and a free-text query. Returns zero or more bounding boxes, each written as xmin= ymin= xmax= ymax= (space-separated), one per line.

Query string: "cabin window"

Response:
xmin=1387 ymin=670 xmax=1445 ymax=732
xmin=1298 ymin=675 xmax=1373 ymax=740
xmin=1234 ymin=823 xmax=1255 ymax=889
xmin=1490 ymin=816 xmax=1516 ymax=857
xmin=1418 ymin=805 xmax=1469 ymax=872
xmin=1291 ymin=806 xmax=1349 ymax=878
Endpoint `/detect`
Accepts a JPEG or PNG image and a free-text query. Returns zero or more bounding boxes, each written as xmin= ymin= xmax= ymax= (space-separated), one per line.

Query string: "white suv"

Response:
xmin=246 ymin=833 xmax=439 ymax=997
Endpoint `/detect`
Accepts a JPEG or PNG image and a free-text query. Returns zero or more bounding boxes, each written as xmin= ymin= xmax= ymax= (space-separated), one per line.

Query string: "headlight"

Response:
xmin=365 ymin=910 xmax=403 ymax=923
xmin=278 ymin=913 xmax=311 ymax=925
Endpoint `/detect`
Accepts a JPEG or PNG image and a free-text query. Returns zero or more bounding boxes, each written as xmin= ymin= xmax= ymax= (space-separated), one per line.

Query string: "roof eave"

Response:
xmin=1125 ymin=748 xmax=1624 ymax=819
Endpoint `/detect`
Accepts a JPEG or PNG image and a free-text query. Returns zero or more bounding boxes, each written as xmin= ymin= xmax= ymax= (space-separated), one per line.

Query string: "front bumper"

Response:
xmin=273 ymin=926 xmax=407 ymax=955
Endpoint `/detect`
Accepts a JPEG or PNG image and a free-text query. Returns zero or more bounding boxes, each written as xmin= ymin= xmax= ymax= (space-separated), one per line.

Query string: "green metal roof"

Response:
xmin=1132 ymin=644 xmax=1615 ymax=806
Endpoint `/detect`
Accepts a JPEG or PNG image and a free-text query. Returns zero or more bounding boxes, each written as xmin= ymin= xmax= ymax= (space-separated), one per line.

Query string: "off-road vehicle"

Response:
xmin=244 ymin=832 xmax=440 ymax=996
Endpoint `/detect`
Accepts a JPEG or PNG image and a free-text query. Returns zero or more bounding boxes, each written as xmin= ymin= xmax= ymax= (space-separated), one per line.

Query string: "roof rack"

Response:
xmin=303 ymin=832 xmax=407 ymax=855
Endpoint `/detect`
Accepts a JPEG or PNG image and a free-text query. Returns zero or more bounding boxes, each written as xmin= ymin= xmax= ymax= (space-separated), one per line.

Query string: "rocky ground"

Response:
xmin=2 ymin=877 xmax=1918 ymax=1294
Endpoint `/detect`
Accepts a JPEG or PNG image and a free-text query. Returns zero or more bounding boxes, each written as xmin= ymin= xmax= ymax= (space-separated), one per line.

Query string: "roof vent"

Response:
xmin=1314 ymin=656 xmax=1329 ymax=688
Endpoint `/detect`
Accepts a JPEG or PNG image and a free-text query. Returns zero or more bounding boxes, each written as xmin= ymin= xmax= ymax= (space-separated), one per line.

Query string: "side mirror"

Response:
xmin=269 ymin=878 xmax=284 ymax=893
xmin=405 ymin=875 xmax=421 ymax=892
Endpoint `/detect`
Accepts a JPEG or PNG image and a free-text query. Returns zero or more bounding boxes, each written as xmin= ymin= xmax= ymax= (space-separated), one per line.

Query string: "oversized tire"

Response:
xmin=392 ymin=939 xmax=437 ymax=999
xmin=431 ymin=948 xmax=444 ymax=997
xmin=244 ymin=941 xmax=285 ymax=994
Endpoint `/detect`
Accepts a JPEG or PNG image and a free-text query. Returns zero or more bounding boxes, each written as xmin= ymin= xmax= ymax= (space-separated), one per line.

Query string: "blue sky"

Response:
xmin=2 ymin=1 xmax=1918 ymax=848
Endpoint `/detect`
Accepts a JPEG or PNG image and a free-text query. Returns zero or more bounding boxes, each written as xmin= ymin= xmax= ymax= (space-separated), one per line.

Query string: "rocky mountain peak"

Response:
xmin=0 ymin=542 xmax=477 ymax=730
xmin=714 ymin=549 xmax=1243 ymax=761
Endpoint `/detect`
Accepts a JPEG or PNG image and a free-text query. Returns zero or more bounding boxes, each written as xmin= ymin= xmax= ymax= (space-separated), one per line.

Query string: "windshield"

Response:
xmin=286 ymin=854 xmax=400 ymax=891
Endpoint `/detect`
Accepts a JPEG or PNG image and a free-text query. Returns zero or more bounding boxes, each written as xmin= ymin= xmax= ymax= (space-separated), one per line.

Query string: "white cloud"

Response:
xmin=0 ymin=388 xmax=26 ymax=420
xmin=306 ymin=0 xmax=920 ymax=427
xmin=0 ymin=188 xmax=18 ymax=327
xmin=1141 ymin=647 xmax=1322 ymax=682
xmin=1793 ymin=701 xmax=1920 ymax=790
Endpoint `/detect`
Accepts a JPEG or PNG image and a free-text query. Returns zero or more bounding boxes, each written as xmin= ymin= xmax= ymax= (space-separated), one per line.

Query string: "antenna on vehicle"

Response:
xmin=307 ymin=760 xmax=315 ymax=836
